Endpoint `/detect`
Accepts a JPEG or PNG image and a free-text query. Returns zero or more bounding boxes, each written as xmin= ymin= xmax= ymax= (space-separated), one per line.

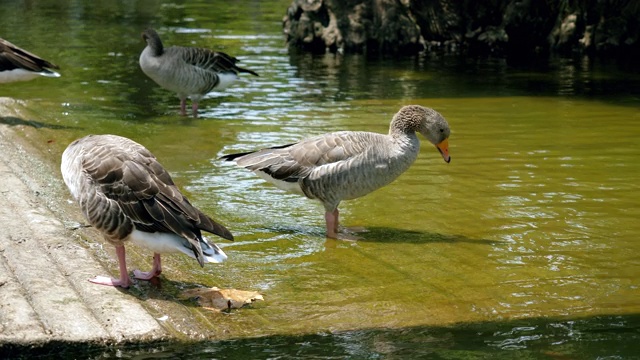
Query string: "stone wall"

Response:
xmin=282 ymin=0 xmax=640 ymax=57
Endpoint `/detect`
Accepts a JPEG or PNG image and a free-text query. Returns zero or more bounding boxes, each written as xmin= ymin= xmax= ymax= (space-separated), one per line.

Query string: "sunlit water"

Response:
xmin=1 ymin=0 xmax=639 ymax=358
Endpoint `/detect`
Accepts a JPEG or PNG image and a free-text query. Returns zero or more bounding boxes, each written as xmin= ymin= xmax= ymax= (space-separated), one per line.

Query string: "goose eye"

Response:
xmin=440 ymin=128 xmax=444 ymax=133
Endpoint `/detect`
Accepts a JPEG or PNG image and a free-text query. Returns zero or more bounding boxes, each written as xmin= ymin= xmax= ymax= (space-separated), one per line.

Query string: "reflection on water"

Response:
xmin=1 ymin=0 xmax=639 ymax=358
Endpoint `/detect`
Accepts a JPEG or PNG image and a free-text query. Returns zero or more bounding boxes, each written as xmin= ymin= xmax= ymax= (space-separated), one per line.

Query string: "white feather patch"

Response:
xmin=0 ymin=68 xmax=60 ymax=83
xmin=213 ymin=72 xmax=239 ymax=91
xmin=128 ymin=229 xmax=227 ymax=263
xmin=255 ymin=170 xmax=305 ymax=195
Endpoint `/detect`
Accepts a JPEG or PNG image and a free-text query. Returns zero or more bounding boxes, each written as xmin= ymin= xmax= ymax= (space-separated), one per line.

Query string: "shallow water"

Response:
xmin=1 ymin=0 xmax=640 ymax=358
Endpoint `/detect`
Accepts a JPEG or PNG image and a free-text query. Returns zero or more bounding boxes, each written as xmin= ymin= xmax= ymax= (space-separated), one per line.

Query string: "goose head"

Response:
xmin=141 ymin=28 xmax=164 ymax=57
xmin=392 ymin=105 xmax=451 ymax=163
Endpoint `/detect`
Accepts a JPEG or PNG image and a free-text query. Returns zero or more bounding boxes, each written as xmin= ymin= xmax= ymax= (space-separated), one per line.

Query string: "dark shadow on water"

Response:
xmin=0 ymin=116 xmax=77 ymax=130
xmin=256 ymin=224 xmax=501 ymax=245
xmin=355 ymin=226 xmax=502 ymax=245
xmin=4 ymin=313 xmax=639 ymax=359
xmin=267 ymin=225 xmax=325 ymax=238
xmin=191 ymin=314 xmax=640 ymax=359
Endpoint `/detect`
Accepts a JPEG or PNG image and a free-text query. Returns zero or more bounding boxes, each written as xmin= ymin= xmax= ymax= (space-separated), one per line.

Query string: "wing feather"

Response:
xmin=181 ymin=47 xmax=259 ymax=76
xmin=0 ymin=38 xmax=59 ymax=72
xmin=222 ymin=132 xmax=379 ymax=182
xmin=83 ymin=140 xmax=233 ymax=265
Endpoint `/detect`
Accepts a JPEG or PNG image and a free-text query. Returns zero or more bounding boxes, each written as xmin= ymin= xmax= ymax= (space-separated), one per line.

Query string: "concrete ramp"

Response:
xmin=0 ymin=100 xmax=167 ymax=351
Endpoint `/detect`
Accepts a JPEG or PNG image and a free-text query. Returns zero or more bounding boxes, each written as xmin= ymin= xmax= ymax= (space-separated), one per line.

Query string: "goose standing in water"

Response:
xmin=221 ymin=105 xmax=451 ymax=238
xmin=139 ymin=28 xmax=259 ymax=118
xmin=0 ymin=37 xmax=60 ymax=83
xmin=61 ymin=134 xmax=233 ymax=288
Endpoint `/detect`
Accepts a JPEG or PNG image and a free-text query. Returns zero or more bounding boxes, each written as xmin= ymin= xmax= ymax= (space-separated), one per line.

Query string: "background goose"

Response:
xmin=221 ymin=105 xmax=451 ymax=238
xmin=61 ymin=134 xmax=234 ymax=288
xmin=139 ymin=28 xmax=259 ymax=118
xmin=0 ymin=37 xmax=60 ymax=83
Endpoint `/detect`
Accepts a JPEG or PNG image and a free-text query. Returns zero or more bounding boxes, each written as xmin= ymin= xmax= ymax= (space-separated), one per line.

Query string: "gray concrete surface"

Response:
xmin=0 ymin=99 xmax=168 ymax=353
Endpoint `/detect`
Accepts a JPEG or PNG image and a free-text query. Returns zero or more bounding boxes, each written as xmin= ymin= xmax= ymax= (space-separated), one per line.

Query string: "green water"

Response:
xmin=2 ymin=0 xmax=640 ymax=358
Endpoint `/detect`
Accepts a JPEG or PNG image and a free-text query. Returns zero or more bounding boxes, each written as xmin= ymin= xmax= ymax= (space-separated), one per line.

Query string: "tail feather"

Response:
xmin=197 ymin=212 xmax=234 ymax=241
xmin=220 ymin=150 xmax=257 ymax=161
xmin=40 ymin=69 xmax=61 ymax=78
xmin=236 ymin=66 xmax=259 ymax=77
xmin=220 ymin=143 xmax=294 ymax=162
xmin=178 ymin=237 xmax=228 ymax=266
xmin=201 ymin=240 xmax=228 ymax=263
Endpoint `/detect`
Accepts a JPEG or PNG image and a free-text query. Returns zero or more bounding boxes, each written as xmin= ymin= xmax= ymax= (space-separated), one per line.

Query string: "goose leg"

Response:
xmin=89 ymin=244 xmax=131 ymax=288
xmin=191 ymin=101 xmax=199 ymax=118
xmin=180 ymin=99 xmax=187 ymax=116
xmin=133 ymin=253 xmax=162 ymax=280
xmin=325 ymin=209 xmax=339 ymax=238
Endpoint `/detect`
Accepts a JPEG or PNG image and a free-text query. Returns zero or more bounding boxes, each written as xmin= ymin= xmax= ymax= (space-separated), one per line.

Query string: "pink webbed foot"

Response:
xmin=133 ymin=269 xmax=162 ymax=280
xmin=88 ymin=244 xmax=131 ymax=288
xmin=133 ymin=253 xmax=162 ymax=281
xmin=89 ymin=275 xmax=131 ymax=288
xmin=336 ymin=229 xmax=364 ymax=241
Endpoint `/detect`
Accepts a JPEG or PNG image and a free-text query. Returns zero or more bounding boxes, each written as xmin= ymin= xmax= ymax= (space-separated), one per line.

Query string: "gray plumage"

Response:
xmin=0 ymin=38 xmax=60 ymax=83
xmin=221 ymin=105 xmax=451 ymax=238
xmin=61 ymin=134 xmax=233 ymax=287
xmin=139 ymin=28 xmax=258 ymax=117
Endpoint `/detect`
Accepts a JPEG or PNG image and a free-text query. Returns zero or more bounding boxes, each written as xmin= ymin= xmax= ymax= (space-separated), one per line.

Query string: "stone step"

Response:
xmin=0 ymin=118 xmax=166 ymax=349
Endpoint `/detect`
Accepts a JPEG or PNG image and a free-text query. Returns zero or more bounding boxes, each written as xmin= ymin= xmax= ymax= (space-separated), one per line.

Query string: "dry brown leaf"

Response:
xmin=180 ymin=287 xmax=264 ymax=312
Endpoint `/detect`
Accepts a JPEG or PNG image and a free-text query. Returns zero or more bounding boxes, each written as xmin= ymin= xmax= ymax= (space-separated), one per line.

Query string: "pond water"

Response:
xmin=2 ymin=0 xmax=640 ymax=358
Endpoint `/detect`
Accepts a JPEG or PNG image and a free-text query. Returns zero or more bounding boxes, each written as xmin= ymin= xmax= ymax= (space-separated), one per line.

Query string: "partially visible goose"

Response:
xmin=0 ymin=37 xmax=60 ymax=83
xmin=61 ymin=134 xmax=234 ymax=288
xmin=139 ymin=28 xmax=259 ymax=117
xmin=220 ymin=105 xmax=451 ymax=238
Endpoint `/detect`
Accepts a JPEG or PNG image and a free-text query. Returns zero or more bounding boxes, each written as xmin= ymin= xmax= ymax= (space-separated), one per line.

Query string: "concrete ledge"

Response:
xmin=0 ymin=99 xmax=168 ymax=353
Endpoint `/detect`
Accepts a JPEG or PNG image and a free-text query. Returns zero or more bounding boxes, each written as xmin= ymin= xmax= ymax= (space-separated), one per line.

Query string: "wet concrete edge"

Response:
xmin=0 ymin=98 xmax=171 ymax=355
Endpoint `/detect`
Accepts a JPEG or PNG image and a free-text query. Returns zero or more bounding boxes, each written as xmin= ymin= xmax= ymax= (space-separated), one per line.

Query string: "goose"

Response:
xmin=139 ymin=28 xmax=259 ymax=118
xmin=220 ymin=105 xmax=451 ymax=238
xmin=0 ymin=37 xmax=60 ymax=83
xmin=61 ymin=134 xmax=234 ymax=288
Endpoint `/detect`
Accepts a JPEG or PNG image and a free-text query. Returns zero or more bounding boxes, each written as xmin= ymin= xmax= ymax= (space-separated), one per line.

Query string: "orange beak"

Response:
xmin=435 ymin=139 xmax=450 ymax=163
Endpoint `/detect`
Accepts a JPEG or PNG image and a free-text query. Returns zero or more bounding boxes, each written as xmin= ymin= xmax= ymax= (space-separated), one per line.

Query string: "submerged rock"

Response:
xmin=180 ymin=287 xmax=264 ymax=312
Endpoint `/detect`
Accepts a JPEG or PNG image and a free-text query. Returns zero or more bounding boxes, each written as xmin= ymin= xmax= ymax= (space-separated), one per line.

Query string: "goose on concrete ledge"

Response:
xmin=220 ymin=105 xmax=451 ymax=239
xmin=139 ymin=28 xmax=259 ymax=118
xmin=61 ymin=134 xmax=234 ymax=288
xmin=0 ymin=37 xmax=60 ymax=83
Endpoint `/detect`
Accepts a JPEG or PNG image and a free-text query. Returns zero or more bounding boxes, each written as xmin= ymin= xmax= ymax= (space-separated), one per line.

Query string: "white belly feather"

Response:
xmin=255 ymin=170 xmax=305 ymax=195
